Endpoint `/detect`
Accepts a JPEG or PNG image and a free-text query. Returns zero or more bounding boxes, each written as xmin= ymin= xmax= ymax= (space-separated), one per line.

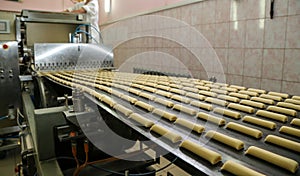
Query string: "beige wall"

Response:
xmin=102 ymin=0 xmax=300 ymax=95
xmin=0 ymin=11 xmax=18 ymax=41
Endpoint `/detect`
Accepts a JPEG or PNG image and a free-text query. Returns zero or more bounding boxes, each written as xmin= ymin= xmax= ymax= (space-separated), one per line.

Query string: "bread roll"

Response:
xmin=239 ymin=90 xmax=259 ymax=97
xmin=154 ymin=98 xmax=174 ymax=108
xmin=129 ymin=113 xmax=154 ymax=128
xmin=155 ymin=90 xmax=173 ymax=98
xmin=175 ymin=118 xmax=205 ymax=133
xmin=292 ymin=96 xmax=300 ymax=101
xmin=195 ymin=85 xmax=210 ymax=91
xmin=120 ymin=95 xmax=138 ymax=104
xmin=277 ymin=102 xmax=300 ymax=111
xmin=256 ymin=110 xmax=288 ymax=122
xmin=113 ymin=104 xmax=133 ymax=116
xmin=217 ymin=95 xmax=240 ymax=103
xmin=156 ymin=85 xmax=170 ymax=91
xmin=279 ymin=126 xmax=300 ymax=138
xmin=251 ymin=97 xmax=275 ymax=105
xmin=205 ymin=131 xmax=244 ymax=150
xmin=169 ymin=88 xmax=186 ymax=95
xmin=260 ymin=94 xmax=282 ymax=102
xmin=142 ymin=86 xmax=157 ymax=93
xmin=185 ymin=92 xmax=205 ymax=101
xmin=247 ymin=88 xmax=266 ymax=94
xmin=243 ymin=116 xmax=276 ymax=130
xmin=290 ymin=119 xmax=300 ymax=127
xmin=285 ymin=98 xmax=300 ymax=105
xmin=128 ymin=88 xmax=142 ymax=96
xmin=171 ymin=94 xmax=191 ymax=104
xmin=182 ymin=87 xmax=199 ymax=93
xmin=210 ymin=89 xmax=228 ymax=95
xmin=101 ymin=96 xmax=117 ymax=107
xmin=205 ymin=97 xmax=228 ymax=106
xmin=221 ymin=160 xmax=266 ymax=176
xmin=190 ymin=101 xmax=213 ymax=111
xmin=199 ymin=90 xmax=217 ymax=97
xmin=173 ymin=104 xmax=197 ymax=116
xmin=213 ymin=108 xmax=241 ymax=119
xmin=152 ymin=109 xmax=177 ymax=121
xmin=229 ymin=85 xmax=246 ymax=90
xmin=179 ymin=140 xmax=222 ymax=165
xmin=197 ymin=112 xmax=226 ymax=126
xmin=268 ymin=91 xmax=289 ymax=99
xmin=228 ymin=103 xmax=255 ymax=114
xmin=267 ymin=106 xmax=297 ymax=117
xmin=229 ymin=92 xmax=250 ymax=100
xmin=134 ymin=101 xmax=154 ymax=112
xmin=139 ymin=92 xmax=156 ymax=101
xmin=240 ymin=100 xmax=266 ymax=109
xmin=226 ymin=122 xmax=263 ymax=139
xmin=265 ymin=135 xmax=300 ymax=153
xmin=220 ymin=87 xmax=238 ymax=93
xmin=245 ymin=146 xmax=299 ymax=173
xmin=150 ymin=125 xmax=182 ymax=143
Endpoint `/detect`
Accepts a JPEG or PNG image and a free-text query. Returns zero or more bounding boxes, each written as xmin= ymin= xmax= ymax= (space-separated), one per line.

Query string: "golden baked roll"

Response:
xmin=197 ymin=112 xmax=226 ymax=126
xmin=221 ymin=160 xmax=266 ymax=176
xmin=242 ymin=116 xmax=276 ymax=130
xmin=150 ymin=124 xmax=182 ymax=143
xmin=205 ymin=131 xmax=244 ymax=150
xmin=174 ymin=118 xmax=205 ymax=134
xmin=213 ymin=108 xmax=241 ymax=119
xmin=256 ymin=110 xmax=288 ymax=123
xmin=265 ymin=135 xmax=300 ymax=153
xmin=226 ymin=122 xmax=263 ymax=139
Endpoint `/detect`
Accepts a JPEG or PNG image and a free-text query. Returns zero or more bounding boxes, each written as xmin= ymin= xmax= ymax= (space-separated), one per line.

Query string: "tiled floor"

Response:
xmin=0 ymin=147 xmax=21 ymax=176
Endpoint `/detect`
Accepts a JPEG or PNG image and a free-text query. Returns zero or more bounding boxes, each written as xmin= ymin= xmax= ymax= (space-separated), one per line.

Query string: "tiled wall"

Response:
xmin=102 ymin=0 xmax=300 ymax=95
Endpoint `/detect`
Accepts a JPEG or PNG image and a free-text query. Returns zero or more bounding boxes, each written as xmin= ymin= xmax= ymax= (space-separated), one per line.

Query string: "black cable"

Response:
xmin=45 ymin=155 xmax=178 ymax=176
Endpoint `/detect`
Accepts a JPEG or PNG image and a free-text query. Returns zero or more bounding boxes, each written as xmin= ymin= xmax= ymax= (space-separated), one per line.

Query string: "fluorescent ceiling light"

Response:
xmin=105 ymin=0 xmax=111 ymax=13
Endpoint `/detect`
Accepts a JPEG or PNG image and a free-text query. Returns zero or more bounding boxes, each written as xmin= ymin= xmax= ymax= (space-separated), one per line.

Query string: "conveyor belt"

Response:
xmin=41 ymin=70 xmax=300 ymax=176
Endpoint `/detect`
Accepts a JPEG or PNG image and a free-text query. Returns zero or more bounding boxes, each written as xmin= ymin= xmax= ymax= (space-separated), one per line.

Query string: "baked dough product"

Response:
xmin=260 ymin=94 xmax=282 ymax=102
xmin=226 ymin=122 xmax=263 ymax=139
xmin=169 ymin=83 xmax=183 ymax=89
xmin=210 ymin=88 xmax=228 ymax=95
xmin=129 ymin=113 xmax=154 ymax=128
xmin=221 ymin=160 xmax=266 ymax=176
xmin=229 ymin=92 xmax=250 ymax=100
xmin=113 ymin=104 xmax=133 ymax=116
xmin=170 ymin=94 xmax=191 ymax=104
xmin=156 ymin=85 xmax=170 ymax=91
xmin=152 ymin=109 xmax=177 ymax=122
xmin=277 ymin=102 xmax=300 ymax=111
xmin=267 ymin=106 xmax=297 ymax=117
xmin=179 ymin=140 xmax=222 ymax=165
xmin=205 ymin=97 xmax=228 ymax=106
xmin=279 ymin=126 xmax=300 ymax=138
xmin=169 ymin=88 xmax=186 ymax=95
xmin=101 ymin=96 xmax=117 ymax=107
xmin=172 ymin=104 xmax=197 ymax=116
xmin=142 ymin=86 xmax=157 ymax=93
xmin=195 ymin=85 xmax=210 ymax=91
xmin=229 ymin=85 xmax=246 ymax=90
xmin=197 ymin=112 xmax=226 ymax=126
xmin=256 ymin=110 xmax=288 ymax=123
xmin=251 ymin=97 xmax=275 ymax=105
xmin=155 ymin=90 xmax=173 ymax=98
xmin=247 ymin=88 xmax=266 ymax=94
xmin=240 ymin=100 xmax=266 ymax=109
xmin=285 ymin=98 xmax=300 ymax=105
xmin=214 ymin=82 xmax=229 ymax=87
xmin=220 ymin=87 xmax=238 ymax=93
xmin=139 ymin=92 xmax=156 ymax=101
xmin=213 ymin=108 xmax=241 ymax=120
xmin=239 ymin=90 xmax=259 ymax=97
xmin=292 ymin=96 xmax=300 ymax=101
xmin=120 ymin=95 xmax=138 ymax=104
xmin=242 ymin=116 xmax=276 ymax=130
xmin=268 ymin=91 xmax=289 ymax=99
xmin=204 ymin=84 xmax=220 ymax=89
xmin=227 ymin=103 xmax=255 ymax=114
xmin=128 ymin=88 xmax=142 ymax=96
xmin=174 ymin=118 xmax=205 ymax=134
xmin=245 ymin=146 xmax=299 ymax=173
xmin=150 ymin=124 xmax=182 ymax=143
xmin=265 ymin=135 xmax=300 ymax=153
xmin=134 ymin=101 xmax=155 ymax=112
xmin=199 ymin=90 xmax=217 ymax=97
xmin=217 ymin=95 xmax=240 ymax=103
xmin=154 ymin=98 xmax=174 ymax=108
xmin=185 ymin=92 xmax=205 ymax=101
xmin=205 ymin=131 xmax=244 ymax=150
xmin=190 ymin=101 xmax=213 ymax=111
xmin=182 ymin=87 xmax=199 ymax=93
xmin=291 ymin=119 xmax=300 ymax=127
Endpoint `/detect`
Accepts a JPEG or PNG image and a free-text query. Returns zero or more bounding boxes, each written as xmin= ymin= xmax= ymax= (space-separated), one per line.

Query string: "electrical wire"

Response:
xmin=72 ymin=30 xmax=99 ymax=44
xmin=75 ymin=24 xmax=103 ymax=43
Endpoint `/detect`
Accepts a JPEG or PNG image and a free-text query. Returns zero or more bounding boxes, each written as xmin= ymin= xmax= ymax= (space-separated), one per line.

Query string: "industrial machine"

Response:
xmin=1 ymin=9 xmax=300 ymax=176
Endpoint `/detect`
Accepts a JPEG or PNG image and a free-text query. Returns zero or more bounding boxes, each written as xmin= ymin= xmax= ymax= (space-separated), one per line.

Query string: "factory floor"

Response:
xmin=0 ymin=147 xmax=190 ymax=176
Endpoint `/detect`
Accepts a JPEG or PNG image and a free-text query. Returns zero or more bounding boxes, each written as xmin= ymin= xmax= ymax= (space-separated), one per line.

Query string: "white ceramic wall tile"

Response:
xmin=228 ymin=49 xmax=244 ymax=75
xmin=243 ymin=76 xmax=261 ymax=89
xmin=215 ymin=48 xmax=228 ymax=74
xmin=229 ymin=20 xmax=246 ymax=48
xmin=230 ymin=0 xmax=247 ymax=21
xmin=179 ymin=5 xmax=192 ymax=25
xmin=264 ymin=17 xmax=287 ymax=48
xmin=262 ymin=49 xmax=284 ymax=80
xmin=244 ymin=49 xmax=262 ymax=77
xmin=288 ymin=0 xmax=300 ymax=15
xmin=282 ymin=81 xmax=300 ymax=96
xmin=214 ymin=23 xmax=230 ymax=48
xmin=245 ymin=19 xmax=265 ymax=48
xmin=286 ymin=15 xmax=300 ymax=48
xmin=215 ymin=0 xmax=231 ymax=23
xmin=283 ymin=49 xmax=300 ymax=82
xmin=266 ymin=0 xmax=288 ymax=18
xmin=191 ymin=2 xmax=202 ymax=25
xmin=261 ymin=79 xmax=282 ymax=92
xmin=201 ymin=0 xmax=216 ymax=24
xmin=201 ymin=24 xmax=216 ymax=47
xmin=245 ymin=0 xmax=266 ymax=20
